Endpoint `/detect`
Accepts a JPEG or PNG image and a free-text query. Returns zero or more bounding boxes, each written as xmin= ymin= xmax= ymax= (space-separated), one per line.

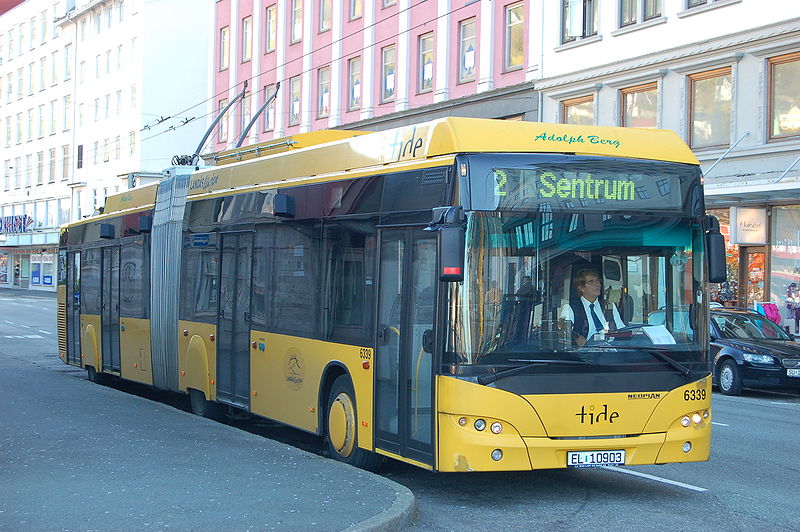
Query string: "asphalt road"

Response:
xmin=2 ymin=292 xmax=799 ymax=531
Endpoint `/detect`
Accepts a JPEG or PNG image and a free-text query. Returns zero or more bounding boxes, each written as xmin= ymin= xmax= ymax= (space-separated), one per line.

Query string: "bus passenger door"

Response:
xmin=375 ymin=229 xmax=437 ymax=466
xmin=217 ymin=232 xmax=253 ymax=409
xmin=101 ymin=246 xmax=121 ymax=373
xmin=66 ymin=251 xmax=82 ymax=365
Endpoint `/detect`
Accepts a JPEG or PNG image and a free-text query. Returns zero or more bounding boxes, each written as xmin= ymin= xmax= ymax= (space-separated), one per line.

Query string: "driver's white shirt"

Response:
xmin=559 ymin=296 xmax=626 ymax=338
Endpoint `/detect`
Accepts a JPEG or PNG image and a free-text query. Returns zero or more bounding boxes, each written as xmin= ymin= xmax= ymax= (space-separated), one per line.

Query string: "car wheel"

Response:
xmin=718 ymin=359 xmax=743 ymax=395
xmin=326 ymin=375 xmax=384 ymax=471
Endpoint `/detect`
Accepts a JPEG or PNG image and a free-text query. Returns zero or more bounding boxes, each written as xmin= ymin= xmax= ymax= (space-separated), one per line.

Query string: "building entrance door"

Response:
xmin=740 ymin=246 xmax=768 ymax=309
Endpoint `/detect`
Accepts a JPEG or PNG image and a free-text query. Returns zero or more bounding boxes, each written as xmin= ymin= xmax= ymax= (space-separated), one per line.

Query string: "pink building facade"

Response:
xmin=211 ymin=0 xmax=538 ymax=152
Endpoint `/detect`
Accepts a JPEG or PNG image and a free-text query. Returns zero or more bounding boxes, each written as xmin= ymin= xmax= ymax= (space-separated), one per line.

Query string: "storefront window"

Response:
xmin=708 ymin=208 xmax=740 ymax=305
xmin=771 ymin=206 xmax=800 ymax=332
xmin=0 ymin=253 xmax=8 ymax=284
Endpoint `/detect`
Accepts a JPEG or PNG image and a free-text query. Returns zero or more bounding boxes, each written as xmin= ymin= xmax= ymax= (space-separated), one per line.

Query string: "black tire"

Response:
xmin=189 ymin=389 xmax=226 ymax=422
xmin=86 ymin=366 xmax=107 ymax=385
xmin=718 ymin=359 xmax=743 ymax=395
xmin=326 ymin=375 xmax=384 ymax=471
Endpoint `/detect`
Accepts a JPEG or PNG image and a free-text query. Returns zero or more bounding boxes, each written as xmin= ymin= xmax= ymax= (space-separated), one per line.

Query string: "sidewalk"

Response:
xmin=0 ymin=286 xmax=57 ymax=298
xmin=0 ymin=326 xmax=415 ymax=530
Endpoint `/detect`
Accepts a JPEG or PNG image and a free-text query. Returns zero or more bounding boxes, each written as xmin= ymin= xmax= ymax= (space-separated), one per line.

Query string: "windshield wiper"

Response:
xmin=478 ymin=359 xmax=593 ymax=385
xmin=601 ymin=345 xmax=694 ymax=381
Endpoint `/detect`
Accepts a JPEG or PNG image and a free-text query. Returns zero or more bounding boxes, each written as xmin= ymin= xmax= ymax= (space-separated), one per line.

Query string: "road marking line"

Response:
xmin=38 ymin=330 xmax=53 ymax=335
xmin=4 ymin=320 xmax=13 ymax=324
xmin=2 ymin=335 xmax=43 ymax=339
xmin=711 ymin=422 xmax=729 ymax=426
xmin=605 ymin=466 xmax=708 ymax=492
xmin=19 ymin=324 xmax=30 ymax=328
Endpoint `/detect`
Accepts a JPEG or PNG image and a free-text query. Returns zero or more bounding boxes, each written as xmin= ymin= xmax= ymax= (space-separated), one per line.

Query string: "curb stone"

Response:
xmin=345 ymin=475 xmax=416 ymax=532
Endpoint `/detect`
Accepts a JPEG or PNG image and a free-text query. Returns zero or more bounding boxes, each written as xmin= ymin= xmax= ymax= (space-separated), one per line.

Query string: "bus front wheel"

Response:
xmin=326 ymin=375 xmax=383 ymax=471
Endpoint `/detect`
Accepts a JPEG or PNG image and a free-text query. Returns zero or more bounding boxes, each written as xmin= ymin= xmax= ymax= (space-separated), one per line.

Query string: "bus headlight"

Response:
xmin=491 ymin=449 xmax=503 ymax=461
xmin=691 ymin=413 xmax=702 ymax=424
xmin=490 ymin=422 xmax=503 ymax=434
xmin=474 ymin=419 xmax=486 ymax=431
xmin=681 ymin=416 xmax=691 ymax=427
xmin=682 ymin=441 xmax=692 ymax=453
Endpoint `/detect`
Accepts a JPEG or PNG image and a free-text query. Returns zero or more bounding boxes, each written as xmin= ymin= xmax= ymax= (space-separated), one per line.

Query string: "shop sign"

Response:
xmin=0 ymin=215 xmax=35 ymax=234
xmin=730 ymin=207 xmax=767 ymax=245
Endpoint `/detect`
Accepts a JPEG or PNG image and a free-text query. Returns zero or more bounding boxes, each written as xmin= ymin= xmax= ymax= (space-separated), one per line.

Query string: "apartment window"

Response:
xmin=291 ymin=0 xmax=303 ymax=43
xmin=14 ymin=156 xmax=21 ymax=188
xmin=289 ymin=75 xmax=301 ymax=125
xmin=562 ymin=0 xmax=598 ymax=44
xmin=562 ymin=95 xmax=595 ymax=125
xmin=51 ymin=50 xmax=58 ymax=85
xmin=687 ymin=0 xmax=707 ymax=6
xmin=37 ymin=152 xmax=44 ymax=184
xmin=621 ymin=82 xmax=657 ymax=128
xmin=242 ymin=17 xmax=252 ymax=62
xmin=37 ymin=105 xmax=44 ymax=137
xmin=689 ymin=67 xmax=731 ymax=148
xmin=29 ymin=17 xmax=35 ymax=49
xmin=105 ymin=5 xmax=112 ymax=29
xmin=117 ymin=45 xmax=122 ymax=70
xmin=95 ymin=54 xmax=100 ymax=78
xmin=348 ymin=57 xmax=361 ymax=110
xmin=38 ymin=57 xmax=46 ymax=90
xmin=130 ymin=84 xmax=137 ymax=108
xmin=79 ymin=60 xmax=85 ymax=84
xmin=64 ymin=44 xmax=72 ymax=80
xmin=265 ymin=5 xmax=277 ymax=52
xmin=77 ymin=144 xmax=83 ymax=169
xmin=241 ymin=92 xmax=252 ymax=137
xmin=119 ymin=1 xmax=125 ymax=22
xmin=4 ymin=117 xmax=10 ymax=146
xmin=769 ymin=52 xmax=800 ymax=140
xmin=381 ymin=45 xmax=396 ymax=103
xmin=105 ymin=50 xmax=111 ymax=74
xmin=49 ymin=100 xmax=56 ymax=134
xmin=62 ymin=145 xmax=70 ymax=180
xmin=41 ymin=11 xmax=47 ymax=44
xmin=317 ymin=67 xmax=330 ymax=118
xmin=114 ymin=136 xmax=121 ymax=160
xmin=103 ymin=138 xmax=110 ymax=162
xmin=78 ymin=103 xmax=84 ymax=126
xmin=94 ymin=98 xmax=100 ymax=121
xmin=263 ymin=84 xmax=276 ymax=131
xmin=15 ymin=113 xmax=22 ymax=143
xmin=25 ymin=154 xmax=32 ymax=187
xmin=383 ymin=0 xmax=396 ymax=6
xmin=104 ymin=94 xmax=110 ymax=119
xmin=80 ymin=18 xmax=86 ymax=41
xmin=5 ymin=73 xmax=11 ymax=103
xmin=219 ymin=26 xmax=230 ymax=70
xmin=129 ymin=131 xmax=136 ymax=155
xmin=459 ymin=19 xmax=477 ymax=82
xmin=116 ymin=91 xmax=122 ymax=116
xmin=26 ymin=109 xmax=33 ymax=141
xmin=48 ymin=148 xmax=55 ymax=182
xmin=320 ymin=0 xmax=332 ymax=32
xmin=505 ymin=3 xmax=524 ymax=71
xmin=63 ymin=95 xmax=72 ymax=131
xmin=218 ymin=99 xmax=229 ymax=142
xmin=418 ymin=33 xmax=434 ymax=93
xmin=3 ymin=160 xmax=10 ymax=191
xmin=16 ymin=68 xmax=23 ymax=99
xmin=350 ymin=0 xmax=363 ymax=19
xmin=93 ymin=141 xmax=99 ymax=164
xmin=27 ymin=62 xmax=34 ymax=95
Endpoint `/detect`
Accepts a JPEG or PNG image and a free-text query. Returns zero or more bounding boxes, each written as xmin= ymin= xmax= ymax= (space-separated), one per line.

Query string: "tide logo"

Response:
xmin=575 ymin=404 xmax=620 ymax=424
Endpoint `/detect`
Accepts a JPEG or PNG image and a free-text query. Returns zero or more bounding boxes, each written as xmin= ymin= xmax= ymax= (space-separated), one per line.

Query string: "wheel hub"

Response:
xmin=720 ymin=365 xmax=733 ymax=390
xmin=329 ymin=392 xmax=356 ymax=458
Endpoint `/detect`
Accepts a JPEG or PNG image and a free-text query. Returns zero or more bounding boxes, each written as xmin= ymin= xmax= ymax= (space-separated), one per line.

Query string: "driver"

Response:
xmin=560 ymin=267 xmax=625 ymax=346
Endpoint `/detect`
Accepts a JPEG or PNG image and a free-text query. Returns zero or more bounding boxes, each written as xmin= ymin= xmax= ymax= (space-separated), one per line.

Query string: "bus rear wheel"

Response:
xmin=86 ymin=366 xmax=107 ymax=385
xmin=189 ymin=389 xmax=226 ymax=422
xmin=326 ymin=375 xmax=383 ymax=471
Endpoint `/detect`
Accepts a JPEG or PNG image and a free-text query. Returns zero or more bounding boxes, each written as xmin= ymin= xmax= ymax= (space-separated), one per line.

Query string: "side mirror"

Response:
xmin=705 ymin=215 xmax=726 ymax=284
xmin=428 ymin=206 xmax=465 ymax=282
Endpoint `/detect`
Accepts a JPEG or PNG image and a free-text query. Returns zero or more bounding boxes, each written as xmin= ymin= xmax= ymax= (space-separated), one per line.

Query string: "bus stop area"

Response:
xmin=0 ymin=304 xmax=415 ymax=531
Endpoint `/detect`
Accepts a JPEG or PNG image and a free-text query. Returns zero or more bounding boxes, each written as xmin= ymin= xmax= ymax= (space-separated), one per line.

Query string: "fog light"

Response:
xmin=491 ymin=449 xmax=503 ymax=461
xmin=474 ymin=419 xmax=486 ymax=431
xmin=692 ymin=413 xmax=702 ymax=424
xmin=682 ymin=441 xmax=692 ymax=453
xmin=490 ymin=422 xmax=503 ymax=434
xmin=681 ymin=416 xmax=691 ymax=427
xmin=458 ymin=417 xmax=467 ymax=426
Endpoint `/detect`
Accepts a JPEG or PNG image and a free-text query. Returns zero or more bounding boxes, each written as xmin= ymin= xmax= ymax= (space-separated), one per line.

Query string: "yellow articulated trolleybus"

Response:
xmin=57 ymin=117 xmax=726 ymax=472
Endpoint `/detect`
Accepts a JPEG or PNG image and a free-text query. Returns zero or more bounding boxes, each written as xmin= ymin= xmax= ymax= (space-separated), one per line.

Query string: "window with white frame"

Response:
xmin=291 ymin=0 xmax=303 ymax=43
xmin=266 ymin=5 xmax=277 ymax=52
xmin=262 ymin=84 xmax=276 ymax=131
xmin=218 ymin=98 xmax=229 ymax=142
xmin=458 ymin=18 xmax=476 ymax=82
xmin=562 ymin=0 xmax=598 ymax=44
xmin=289 ymin=75 xmax=301 ymax=125
xmin=689 ymin=67 xmax=731 ymax=148
xmin=418 ymin=33 xmax=434 ymax=93
xmin=350 ymin=0 xmax=363 ymax=19
xmin=219 ymin=26 xmax=230 ymax=70
xmin=505 ymin=3 xmax=524 ymax=71
xmin=318 ymin=66 xmax=330 ymax=118
xmin=381 ymin=45 xmax=396 ymax=102
xmin=242 ymin=17 xmax=252 ymax=62
xmin=320 ymin=0 xmax=332 ymax=32
xmin=348 ymin=57 xmax=361 ymax=110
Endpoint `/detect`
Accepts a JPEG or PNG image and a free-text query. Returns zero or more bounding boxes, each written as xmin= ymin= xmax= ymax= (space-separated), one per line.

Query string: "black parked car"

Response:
xmin=710 ymin=308 xmax=800 ymax=395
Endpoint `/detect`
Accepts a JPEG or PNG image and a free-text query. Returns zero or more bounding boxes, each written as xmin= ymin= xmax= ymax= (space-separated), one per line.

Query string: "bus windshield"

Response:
xmin=445 ymin=210 xmax=709 ymax=384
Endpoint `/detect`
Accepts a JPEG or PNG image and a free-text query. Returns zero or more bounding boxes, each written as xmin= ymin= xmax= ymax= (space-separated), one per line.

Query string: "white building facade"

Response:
xmin=534 ymin=0 xmax=800 ymax=328
xmin=0 ymin=0 xmax=211 ymax=291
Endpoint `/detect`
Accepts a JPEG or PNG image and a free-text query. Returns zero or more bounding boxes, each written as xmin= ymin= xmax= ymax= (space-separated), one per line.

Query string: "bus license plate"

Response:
xmin=567 ymin=450 xmax=625 ymax=467
xmin=788 ymin=369 xmax=800 ymax=377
